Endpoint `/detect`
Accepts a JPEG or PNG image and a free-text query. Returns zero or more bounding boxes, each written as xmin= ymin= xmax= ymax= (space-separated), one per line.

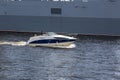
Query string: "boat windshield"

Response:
xmin=47 ymin=32 xmax=58 ymax=36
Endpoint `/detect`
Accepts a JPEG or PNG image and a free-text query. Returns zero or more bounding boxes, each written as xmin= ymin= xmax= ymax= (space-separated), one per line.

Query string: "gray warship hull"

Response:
xmin=0 ymin=15 xmax=120 ymax=35
xmin=0 ymin=0 xmax=120 ymax=35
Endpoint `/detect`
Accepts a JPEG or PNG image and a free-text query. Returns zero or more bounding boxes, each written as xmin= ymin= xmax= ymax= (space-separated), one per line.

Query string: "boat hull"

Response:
xmin=0 ymin=15 xmax=120 ymax=35
xmin=28 ymin=42 xmax=76 ymax=48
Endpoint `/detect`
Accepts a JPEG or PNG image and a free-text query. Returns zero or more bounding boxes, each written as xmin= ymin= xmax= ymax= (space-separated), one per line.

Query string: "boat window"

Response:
xmin=54 ymin=37 xmax=68 ymax=40
xmin=47 ymin=32 xmax=58 ymax=35
xmin=51 ymin=8 xmax=62 ymax=15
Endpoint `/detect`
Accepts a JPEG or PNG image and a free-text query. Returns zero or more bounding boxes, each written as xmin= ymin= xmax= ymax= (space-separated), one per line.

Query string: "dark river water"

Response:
xmin=0 ymin=32 xmax=120 ymax=80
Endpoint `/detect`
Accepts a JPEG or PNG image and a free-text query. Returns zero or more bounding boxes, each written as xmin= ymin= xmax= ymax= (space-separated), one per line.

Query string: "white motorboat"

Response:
xmin=27 ymin=32 xmax=76 ymax=48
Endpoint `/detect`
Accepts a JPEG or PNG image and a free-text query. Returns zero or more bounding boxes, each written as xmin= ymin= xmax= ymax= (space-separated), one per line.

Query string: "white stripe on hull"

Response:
xmin=28 ymin=42 xmax=76 ymax=48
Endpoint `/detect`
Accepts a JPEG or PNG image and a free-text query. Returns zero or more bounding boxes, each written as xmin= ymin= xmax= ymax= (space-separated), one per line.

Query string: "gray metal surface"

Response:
xmin=0 ymin=15 xmax=120 ymax=35
xmin=0 ymin=0 xmax=120 ymax=35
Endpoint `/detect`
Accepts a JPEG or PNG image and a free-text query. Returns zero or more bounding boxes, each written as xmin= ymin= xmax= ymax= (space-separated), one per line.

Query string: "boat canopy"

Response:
xmin=46 ymin=32 xmax=58 ymax=36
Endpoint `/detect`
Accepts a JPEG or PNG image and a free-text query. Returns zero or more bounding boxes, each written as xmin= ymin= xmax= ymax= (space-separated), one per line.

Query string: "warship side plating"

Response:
xmin=0 ymin=0 xmax=120 ymax=35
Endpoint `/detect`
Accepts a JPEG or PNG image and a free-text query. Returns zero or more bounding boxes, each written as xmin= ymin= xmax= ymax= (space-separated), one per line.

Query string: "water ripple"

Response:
xmin=0 ymin=34 xmax=120 ymax=80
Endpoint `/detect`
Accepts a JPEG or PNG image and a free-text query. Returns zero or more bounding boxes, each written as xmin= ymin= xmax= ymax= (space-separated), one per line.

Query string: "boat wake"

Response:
xmin=50 ymin=44 xmax=76 ymax=49
xmin=0 ymin=41 xmax=27 ymax=46
xmin=0 ymin=40 xmax=76 ymax=48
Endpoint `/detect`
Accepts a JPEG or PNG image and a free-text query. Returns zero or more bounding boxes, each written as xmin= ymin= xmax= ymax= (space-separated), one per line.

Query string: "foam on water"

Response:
xmin=0 ymin=41 xmax=27 ymax=46
xmin=50 ymin=44 xmax=76 ymax=49
xmin=1 ymin=33 xmax=120 ymax=80
xmin=0 ymin=41 xmax=76 ymax=48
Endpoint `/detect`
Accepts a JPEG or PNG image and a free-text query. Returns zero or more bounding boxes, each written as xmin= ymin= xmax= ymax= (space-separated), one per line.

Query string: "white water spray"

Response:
xmin=0 ymin=41 xmax=76 ymax=48
xmin=0 ymin=41 xmax=27 ymax=46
